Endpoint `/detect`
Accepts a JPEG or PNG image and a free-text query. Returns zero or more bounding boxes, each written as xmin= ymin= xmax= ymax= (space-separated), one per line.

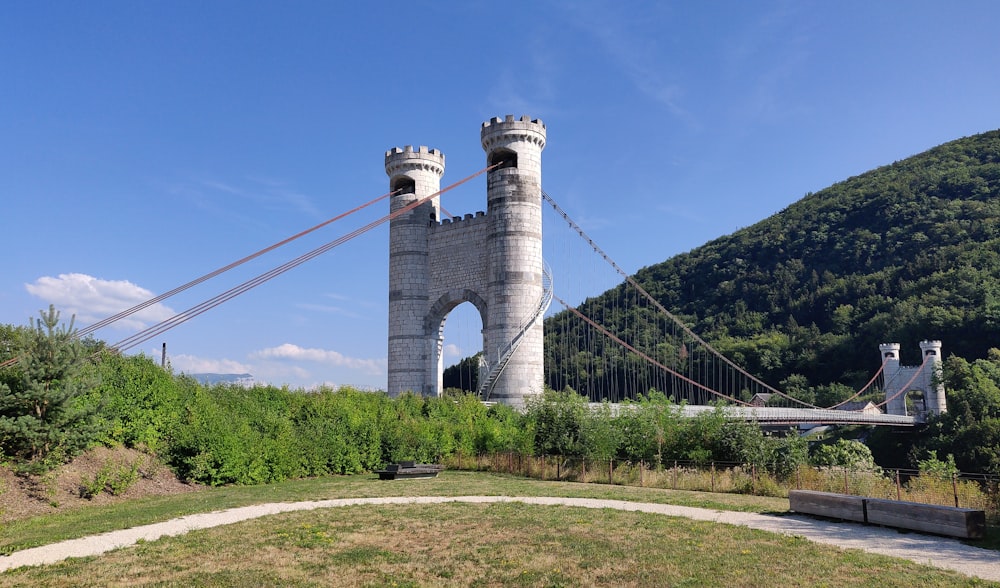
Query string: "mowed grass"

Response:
xmin=1 ymin=471 xmax=996 ymax=586
xmin=1 ymin=471 xmax=788 ymax=555
xmin=1 ymin=501 xmax=990 ymax=587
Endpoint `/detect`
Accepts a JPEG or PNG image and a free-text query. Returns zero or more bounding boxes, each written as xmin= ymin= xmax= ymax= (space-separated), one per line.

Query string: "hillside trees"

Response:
xmin=908 ymin=352 xmax=1000 ymax=474
xmin=442 ymin=352 xmax=481 ymax=393
xmin=543 ymin=129 xmax=1000 ymax=401
xmin=0 ymin=306 xmax=99 ymax=468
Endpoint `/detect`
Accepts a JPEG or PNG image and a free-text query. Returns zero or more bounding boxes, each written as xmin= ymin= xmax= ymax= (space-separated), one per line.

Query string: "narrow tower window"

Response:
xmin=392 ymin=177 xmax=416 ymax=194
xmin=489 ymin=148 xmax=517 ymax=170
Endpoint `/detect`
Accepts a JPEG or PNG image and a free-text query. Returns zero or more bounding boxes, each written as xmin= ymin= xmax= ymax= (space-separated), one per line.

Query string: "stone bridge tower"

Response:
xmin=878 ymin=340 xmax=947 ymax=418
xmin=386 ymin=116 xmax=547 ymax=407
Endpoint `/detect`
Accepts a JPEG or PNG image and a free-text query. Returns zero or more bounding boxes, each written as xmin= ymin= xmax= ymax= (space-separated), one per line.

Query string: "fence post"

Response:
xmin=795 ymin=466 xmax=800 ymax=490
xmin=953 ymin=473 xmax=960 ymax=508
xmin=557 ymin=457 xmax=561 ymax=481
xmin=640 ymin=461 xmax=645 ymax=487
xmin=752 ymin=463 xmax=757 ymax=495
xmin=673 ymin=460 xmax=678 ymax=489
xmin=711 ymin=462 xmax=716 ymax=493
xmin=895 ymin=469 xmax=902 ymax=501
xmin=609 ymin=459 xmax=614 ymax=485
xmin=844 ymin=467 xmax=850 ymax=495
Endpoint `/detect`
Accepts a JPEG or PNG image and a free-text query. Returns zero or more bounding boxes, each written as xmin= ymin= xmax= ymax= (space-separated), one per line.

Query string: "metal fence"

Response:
xmin=443 ymin=452 xmax=1000 ymax=524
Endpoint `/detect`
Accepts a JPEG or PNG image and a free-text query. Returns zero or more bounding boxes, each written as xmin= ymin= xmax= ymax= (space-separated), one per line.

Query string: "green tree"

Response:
xmin=580 ymin=401 xmax=621 ymax=460
xmin=442 ymin=352 xmax=482 ymax=393
xmin=917 ymin=452 xmax=959 ymax=480
xmin=0 ymin=306 xmax=99 ymax=467
xmin=524 ymin=388 xmax=588 ymax=457
xmin=810 ymin=439 xmax=878 ymax=470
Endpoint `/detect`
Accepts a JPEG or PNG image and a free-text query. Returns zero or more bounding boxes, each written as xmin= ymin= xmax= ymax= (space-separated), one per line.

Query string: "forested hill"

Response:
xmin=550 ymin=129 xmax=1000 ymax=396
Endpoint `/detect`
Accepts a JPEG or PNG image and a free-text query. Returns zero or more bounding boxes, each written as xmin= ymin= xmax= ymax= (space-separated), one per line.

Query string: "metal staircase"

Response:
xmin=479 ymin=262 xmax=553 ymax=401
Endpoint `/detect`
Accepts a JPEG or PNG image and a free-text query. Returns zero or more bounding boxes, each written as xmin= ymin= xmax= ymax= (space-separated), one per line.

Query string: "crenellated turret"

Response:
xmin=481 ymin=115 xmax=547 ymax=406
xmin=879 ymin=341 xmax=947 ymax=419
xmin=386 ymin=145 xmax=445 ymax=397
xmin=385 ymin=117 xmax=548 ymax=407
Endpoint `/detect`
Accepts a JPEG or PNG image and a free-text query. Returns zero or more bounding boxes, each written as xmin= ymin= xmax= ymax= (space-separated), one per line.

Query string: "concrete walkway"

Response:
xmin=2 ymin=496 xmax=998 ymax=582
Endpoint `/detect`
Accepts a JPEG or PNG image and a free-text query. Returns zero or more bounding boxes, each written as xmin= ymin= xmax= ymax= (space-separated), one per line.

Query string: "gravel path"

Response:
xmin=2 ymin=496 xmax=997 ymax=582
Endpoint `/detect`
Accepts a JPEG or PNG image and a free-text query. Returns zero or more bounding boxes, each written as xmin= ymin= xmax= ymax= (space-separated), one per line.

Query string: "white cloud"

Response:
xmin=168 ymin=353 xmax=252 ymax=374
xmin=253 ymin=363 xmax=313 ymax=382
xmin=25 ymin=273 xmax=175 ymax=330
xmin=296 ymin=303 xmax=364 ymax=319
xmin=250 ymin=343 xmax=386 ymax=375
xmin=443 ymin=343 xmax=463 ymax=359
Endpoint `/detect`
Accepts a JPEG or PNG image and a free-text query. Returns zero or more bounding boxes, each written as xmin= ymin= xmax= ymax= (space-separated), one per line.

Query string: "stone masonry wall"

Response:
xmin=387 ymin=116 xmax=546 ymax=406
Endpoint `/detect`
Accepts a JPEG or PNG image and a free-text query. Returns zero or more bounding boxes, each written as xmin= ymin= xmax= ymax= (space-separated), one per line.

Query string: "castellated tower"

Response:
xmin=386 ymin=146 xmax=444 ymax=397
xmin=385 ymin=116 xmax=546 ymax=407
xmin=878 ymin=340 xmax=947 ymax=418
xmin=481 ymin=116 xmax=547 ymax=405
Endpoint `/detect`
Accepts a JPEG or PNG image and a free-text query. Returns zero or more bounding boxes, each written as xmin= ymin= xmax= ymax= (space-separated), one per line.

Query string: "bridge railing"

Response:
xmin=442 ymin=452 xmax=1000 ymax=525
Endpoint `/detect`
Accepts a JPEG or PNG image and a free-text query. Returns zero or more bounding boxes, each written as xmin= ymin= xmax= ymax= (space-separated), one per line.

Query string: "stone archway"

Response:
xmin=386 ymin=116 xmax=547 ymax=405
xmin=425 ymin=289 xmax=489 ymax=395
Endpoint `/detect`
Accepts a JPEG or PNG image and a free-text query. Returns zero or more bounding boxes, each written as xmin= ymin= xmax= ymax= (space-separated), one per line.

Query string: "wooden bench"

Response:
xmin=865 ymin=497 xmax=986 ymax=539
xmin=788 ymin=490 xmax=867 ymax=523
xmin=788 ymin=490 xmax=986 ymax=539
xmin=374 ymin=461 xmax=444 ymax=480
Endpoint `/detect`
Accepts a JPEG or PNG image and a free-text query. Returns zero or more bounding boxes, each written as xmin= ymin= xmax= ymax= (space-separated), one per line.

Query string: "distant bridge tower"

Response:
xmin=386 ymin=115 xmax=547 ymax=407
xmin=878 ymin=340 xmax=947 ymax=418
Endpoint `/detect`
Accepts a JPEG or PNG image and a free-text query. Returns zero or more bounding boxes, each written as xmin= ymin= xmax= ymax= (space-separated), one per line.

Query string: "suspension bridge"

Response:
xmin=2 ymin=116 xmax=945 ymax=427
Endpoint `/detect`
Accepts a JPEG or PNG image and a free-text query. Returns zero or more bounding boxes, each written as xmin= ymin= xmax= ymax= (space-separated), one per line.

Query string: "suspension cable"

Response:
xmin=825 ymin=358 xmax=888 ymax=410
xmin=77 ymin=189 xmax=398 ymax=340
xmin=873 ymin=354 xmax=930 ymax=410
xmin=554 ymin=294 xmax=752 ymax=406
xmin=542 ymin=190 xmax=818 ymax=408
xmin=0 ymin=190 xmax=399 ymax=370
xmin=110 ymin=163 xmax=498 ymax=353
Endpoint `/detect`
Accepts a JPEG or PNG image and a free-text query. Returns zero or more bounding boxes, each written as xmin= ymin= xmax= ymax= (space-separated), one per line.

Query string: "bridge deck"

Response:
xmin=590 ymin=403 xmax=919 ymax=426
xmin=681 ymin=405 xmax=919 ymax=426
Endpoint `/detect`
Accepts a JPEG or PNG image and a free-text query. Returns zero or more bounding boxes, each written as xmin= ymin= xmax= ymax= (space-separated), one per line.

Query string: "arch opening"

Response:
xmin=424 ymin=289 xmax=489 ymax=398
xmin=440 ymin=302 xmax=486 ymax=396
xmin=905 ymin=389 xmax=926 ymax=416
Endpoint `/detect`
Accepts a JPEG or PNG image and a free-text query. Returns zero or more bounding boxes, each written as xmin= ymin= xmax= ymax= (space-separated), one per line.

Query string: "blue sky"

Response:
xmin=2 ymin=1 xmax=999 ymax=390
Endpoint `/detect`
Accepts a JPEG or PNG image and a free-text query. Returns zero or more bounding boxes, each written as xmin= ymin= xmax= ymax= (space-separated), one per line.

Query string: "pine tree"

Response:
xmin=0 ymin=305 xmax=98 ymax=467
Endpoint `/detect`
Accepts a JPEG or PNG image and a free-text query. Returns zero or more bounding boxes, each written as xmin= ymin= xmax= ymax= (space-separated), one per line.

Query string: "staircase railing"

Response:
xmin=479 ymin=262 xmax=553 ymax=400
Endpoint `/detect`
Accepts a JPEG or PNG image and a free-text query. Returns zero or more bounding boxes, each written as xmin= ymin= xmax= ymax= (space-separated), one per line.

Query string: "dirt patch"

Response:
xmin=0 ymin=446 xmax=199 ymax=523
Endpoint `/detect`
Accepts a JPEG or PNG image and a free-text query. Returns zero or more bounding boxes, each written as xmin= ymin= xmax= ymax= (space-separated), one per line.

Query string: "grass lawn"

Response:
xmin=0 ymin=471 xmax=996 ymax=586
xmin=0 ymin=470 xmax=787 ymax=555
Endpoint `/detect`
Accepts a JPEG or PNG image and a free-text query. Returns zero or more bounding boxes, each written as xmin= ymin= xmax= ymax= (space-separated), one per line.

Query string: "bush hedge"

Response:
xmin=2 ymin=352 xmax=817 ymax=486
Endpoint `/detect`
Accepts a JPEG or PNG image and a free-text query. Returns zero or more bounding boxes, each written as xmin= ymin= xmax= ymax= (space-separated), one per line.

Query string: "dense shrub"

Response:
xmin=290 ymin=387 xmax=386 ymax=475
xmin=5 ymin=334 xmax=811 ymax=487
xmin=84 ymin=352 xmax=186 ymax=452
xmin=524 ymin=389 xmax=808 ymax=474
